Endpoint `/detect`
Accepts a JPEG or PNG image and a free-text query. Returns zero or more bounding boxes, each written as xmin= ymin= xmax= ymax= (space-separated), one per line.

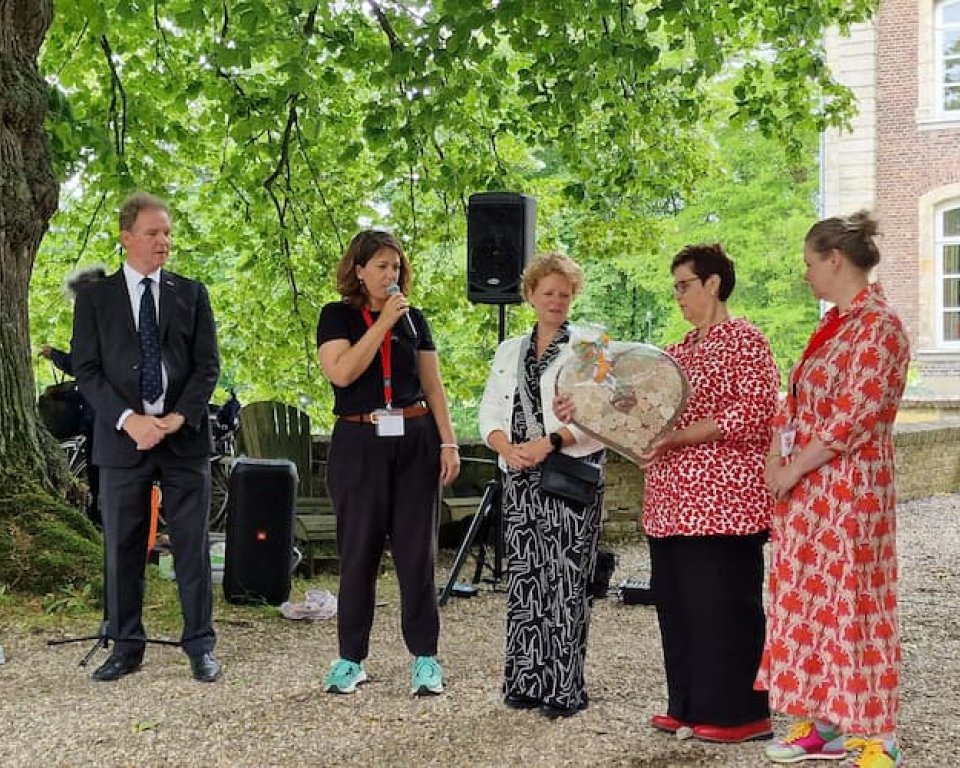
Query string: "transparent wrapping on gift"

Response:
xmin=556 ymin=333 xmax=689 ymax=464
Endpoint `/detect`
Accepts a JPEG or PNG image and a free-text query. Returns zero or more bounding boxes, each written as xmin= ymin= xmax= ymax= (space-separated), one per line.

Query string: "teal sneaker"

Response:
xmin=323 ymin=658 xmax=367 ymax=694
xmin=411 ymin=655 xmax=443 ymax=696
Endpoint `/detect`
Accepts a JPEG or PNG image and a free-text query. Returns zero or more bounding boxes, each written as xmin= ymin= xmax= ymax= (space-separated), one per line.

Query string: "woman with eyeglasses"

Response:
xmin=640 ymin=244 xmax=780 ymax=744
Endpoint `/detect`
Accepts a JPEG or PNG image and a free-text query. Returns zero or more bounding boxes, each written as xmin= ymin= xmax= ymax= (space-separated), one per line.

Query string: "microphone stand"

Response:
xmin=48 ymin=483 xmax=180 ymax=666
xmin=46 ymin=553 xmax=179 ymax=666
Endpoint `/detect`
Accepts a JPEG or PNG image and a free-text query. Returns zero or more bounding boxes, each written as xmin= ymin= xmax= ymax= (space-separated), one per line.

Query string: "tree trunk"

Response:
xmin=1 ymin=0 xmax=100 ymax=592
xmin=1 ymin=0 xmax=59 ymax=492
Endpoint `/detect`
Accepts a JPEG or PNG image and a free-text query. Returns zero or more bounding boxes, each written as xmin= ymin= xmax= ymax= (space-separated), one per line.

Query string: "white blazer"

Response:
xmin=478 ymin=330 xmax=604 ymax=471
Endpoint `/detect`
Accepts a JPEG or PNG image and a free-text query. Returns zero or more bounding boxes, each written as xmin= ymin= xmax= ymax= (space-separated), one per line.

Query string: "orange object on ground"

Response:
xmin=147 ymin=484 xmax=161 ymax=561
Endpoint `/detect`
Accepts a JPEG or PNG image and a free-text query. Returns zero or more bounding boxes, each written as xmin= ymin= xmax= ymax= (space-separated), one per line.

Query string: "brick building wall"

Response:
xmin=875 ymin=0 xmax=960 ymax=347
xmin=875 ymin=0 xmax=922 ymax=338
xmin=825 ymin=0 xmax=960 ymax=395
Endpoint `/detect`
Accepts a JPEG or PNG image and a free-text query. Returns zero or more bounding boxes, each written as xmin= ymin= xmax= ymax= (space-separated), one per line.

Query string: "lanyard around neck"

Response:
xmin=361 ymin=307 xmax=393 ymax=408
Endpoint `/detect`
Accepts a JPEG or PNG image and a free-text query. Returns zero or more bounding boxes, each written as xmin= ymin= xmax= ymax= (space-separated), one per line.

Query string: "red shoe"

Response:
xmin=692 ymin=718 xmax=773 ymax=743
xmin=650 ymin=714 xmax=692 ymax=733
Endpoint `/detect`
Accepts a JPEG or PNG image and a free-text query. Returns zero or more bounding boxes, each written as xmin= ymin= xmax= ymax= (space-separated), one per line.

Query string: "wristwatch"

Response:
xmin=549 ymin=432 xmax=563 ymax=453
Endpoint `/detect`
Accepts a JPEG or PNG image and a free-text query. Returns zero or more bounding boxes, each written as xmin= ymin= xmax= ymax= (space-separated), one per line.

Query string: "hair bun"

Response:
xmin=843 ymin=210 xmax=879 ymax=238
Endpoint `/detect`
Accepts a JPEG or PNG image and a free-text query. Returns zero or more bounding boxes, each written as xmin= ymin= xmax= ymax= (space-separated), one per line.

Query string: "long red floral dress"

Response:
xmin=755 ymin=283 xmax=910 ymax=734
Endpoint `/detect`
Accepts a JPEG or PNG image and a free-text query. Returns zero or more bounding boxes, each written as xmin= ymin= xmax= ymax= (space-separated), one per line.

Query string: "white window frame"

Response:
xmin=918 ymin=0 xmax=960 ymax=127
xmin=937 ymin=202 xmax=960 ymax=347
xmin=937 ymin=0 xmax=960 ymax=116
xmin=918 ymin=186 xmax=960 ymax=352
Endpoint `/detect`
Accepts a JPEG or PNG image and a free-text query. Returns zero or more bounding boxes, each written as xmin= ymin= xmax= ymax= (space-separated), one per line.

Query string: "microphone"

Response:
xmin=386 ymin=282 xmax=418 ymax=342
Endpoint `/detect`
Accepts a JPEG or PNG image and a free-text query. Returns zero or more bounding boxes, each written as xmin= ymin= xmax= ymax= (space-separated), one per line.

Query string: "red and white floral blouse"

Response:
xmin=643 ymin=317 xmax=780 ymax=538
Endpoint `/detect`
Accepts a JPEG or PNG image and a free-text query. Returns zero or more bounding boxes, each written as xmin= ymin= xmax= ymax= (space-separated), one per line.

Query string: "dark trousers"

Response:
xmin=99 ymin=446 xmax=214 ymax=657
xmin=648 ymin=532 xmax=769 ymax=726
xmin=326 ymin=415 xmax=441 ymax=662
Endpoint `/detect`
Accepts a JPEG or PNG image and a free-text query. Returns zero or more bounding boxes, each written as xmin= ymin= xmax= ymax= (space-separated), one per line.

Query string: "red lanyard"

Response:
xmin=361 ymin=308 xmax=393 ymax=408
xmin=790 ymin=308 xmax=845 ymax=398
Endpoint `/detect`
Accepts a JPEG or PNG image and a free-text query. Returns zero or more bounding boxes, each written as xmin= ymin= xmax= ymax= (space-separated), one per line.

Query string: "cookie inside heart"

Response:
xmin=557 ymin=339 xmax=689 ymax=463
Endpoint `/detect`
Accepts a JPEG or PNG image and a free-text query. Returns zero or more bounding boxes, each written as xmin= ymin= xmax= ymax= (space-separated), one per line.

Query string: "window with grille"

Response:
xmin=939 ymin=0 xmax=960 ymax=113
xmin=939 ymin=204 xmax=960 ymax=343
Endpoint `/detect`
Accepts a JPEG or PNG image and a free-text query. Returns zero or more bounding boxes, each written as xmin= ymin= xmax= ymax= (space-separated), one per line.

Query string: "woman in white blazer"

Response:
xmin=478 ymin=251 xmax=605 ymax=719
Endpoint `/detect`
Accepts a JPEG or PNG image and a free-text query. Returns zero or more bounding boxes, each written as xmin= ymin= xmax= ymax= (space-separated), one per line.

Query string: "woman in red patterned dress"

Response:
xmin=760 ymin=212 xmax=910 ymax=768
xmin=640 ymin=244 xmax=781 ymax=744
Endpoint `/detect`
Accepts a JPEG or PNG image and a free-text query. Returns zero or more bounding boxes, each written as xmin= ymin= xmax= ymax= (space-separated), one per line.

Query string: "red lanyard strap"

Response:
xmin=361 ymin=307 xmax=393 ymax=408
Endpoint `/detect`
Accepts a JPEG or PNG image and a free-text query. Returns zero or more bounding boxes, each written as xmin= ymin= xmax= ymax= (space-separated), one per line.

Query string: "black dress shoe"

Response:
xmin=91 ymin=652 xmax=142 ymax=682
xmin=503 ymin=692 xmax=541 ymax=710
xmin=189 ymin=652 xmax=221 ymax=683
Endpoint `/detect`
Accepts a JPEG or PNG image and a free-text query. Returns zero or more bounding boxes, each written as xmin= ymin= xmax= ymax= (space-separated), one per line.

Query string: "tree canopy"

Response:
xmin=29 ymin=0 xmax=873 ymax=437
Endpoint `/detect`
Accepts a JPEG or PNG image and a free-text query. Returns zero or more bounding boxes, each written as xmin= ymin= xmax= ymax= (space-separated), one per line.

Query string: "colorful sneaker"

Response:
xmin=765 ymin=721 xmax=847 ymax=763
xmin=411 ymin=655 xmax=443 ymax=696
xmin=841 ymin=738 xmax=903 ymax=768
xmin=323 ymin=658 xmax=367 ymax=694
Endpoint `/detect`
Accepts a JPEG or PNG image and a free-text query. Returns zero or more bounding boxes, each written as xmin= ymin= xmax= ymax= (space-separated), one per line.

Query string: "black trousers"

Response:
xmin=648 ymin=532 xmax=769 ymax=726
xmin=99 ymin=445 xmax=214 ymax=657
xmin=326 ymin=415 xmax=441 ymax=662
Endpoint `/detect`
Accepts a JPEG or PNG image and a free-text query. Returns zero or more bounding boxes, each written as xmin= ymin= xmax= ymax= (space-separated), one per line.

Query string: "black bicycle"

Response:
xmin=59 ymin=433 xmax=88 ymax=479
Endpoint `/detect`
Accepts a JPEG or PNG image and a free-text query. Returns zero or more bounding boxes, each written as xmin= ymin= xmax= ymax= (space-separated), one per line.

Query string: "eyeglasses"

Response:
xmin=672 ymin=277 xmax=702 ymax=296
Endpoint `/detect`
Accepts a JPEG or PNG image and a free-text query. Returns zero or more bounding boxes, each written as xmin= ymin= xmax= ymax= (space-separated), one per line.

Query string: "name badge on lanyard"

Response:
xmin=373 ymin=409 xmax=405 ymax=437
xmin=780 ymin=423 xmax=797 ymax=458
xmin=362 ymin=307 xmax=406 ymax=438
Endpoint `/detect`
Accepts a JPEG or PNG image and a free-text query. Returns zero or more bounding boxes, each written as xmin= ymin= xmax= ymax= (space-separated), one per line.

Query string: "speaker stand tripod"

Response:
xmin=438 ymin=475 xmax=504 ymax=606
xmin=437 ymin=301 xmax=512 ymax=607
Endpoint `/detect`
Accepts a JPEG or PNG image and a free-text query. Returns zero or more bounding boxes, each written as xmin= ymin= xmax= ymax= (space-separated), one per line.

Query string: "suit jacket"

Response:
xmin=71 ymin=268 xmax=220 ymax=468
xmin=478 ymin=327 xmax=604 ymax=471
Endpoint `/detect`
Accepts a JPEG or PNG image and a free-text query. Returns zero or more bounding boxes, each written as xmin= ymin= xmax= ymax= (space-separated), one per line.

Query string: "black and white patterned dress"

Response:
xmin=502 ymin=322 xmax=605 ymax=710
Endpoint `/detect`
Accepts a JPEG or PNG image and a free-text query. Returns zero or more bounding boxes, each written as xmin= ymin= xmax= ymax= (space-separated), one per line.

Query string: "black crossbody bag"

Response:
xmin=540 ymin=451 xmax=602 ymax=506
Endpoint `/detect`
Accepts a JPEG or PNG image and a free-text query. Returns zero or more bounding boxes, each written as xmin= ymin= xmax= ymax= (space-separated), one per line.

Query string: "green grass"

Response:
xmin=0 ymin=563 xmax=345 ymax=639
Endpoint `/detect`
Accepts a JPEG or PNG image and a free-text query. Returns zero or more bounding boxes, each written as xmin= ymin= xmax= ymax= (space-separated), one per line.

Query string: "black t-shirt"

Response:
xmin=316 ymin=301 xmax=436 ymax=416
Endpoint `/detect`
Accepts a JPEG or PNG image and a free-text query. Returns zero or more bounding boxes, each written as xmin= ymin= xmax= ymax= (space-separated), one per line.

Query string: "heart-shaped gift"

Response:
xmin=556 ymin=327 xmax=689 ymax=463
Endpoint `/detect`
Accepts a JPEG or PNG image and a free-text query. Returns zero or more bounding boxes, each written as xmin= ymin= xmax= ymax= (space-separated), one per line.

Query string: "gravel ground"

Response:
xmin=0 ymin=494 xmax=957 ymax=768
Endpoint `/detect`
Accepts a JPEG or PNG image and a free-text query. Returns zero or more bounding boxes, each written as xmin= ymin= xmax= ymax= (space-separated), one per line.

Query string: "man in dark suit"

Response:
xmin=72 ymin=192 xmax=221 ymax=683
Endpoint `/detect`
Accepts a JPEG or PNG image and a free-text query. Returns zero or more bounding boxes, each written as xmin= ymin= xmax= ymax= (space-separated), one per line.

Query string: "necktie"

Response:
xmin=139 ymin=277 xmax=163 ymax=403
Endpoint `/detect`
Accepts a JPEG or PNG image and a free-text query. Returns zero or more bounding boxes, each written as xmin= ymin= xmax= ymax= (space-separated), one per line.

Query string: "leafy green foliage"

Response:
xmin=651 ymin=121 xmax=822 ymax=381
xmin=30 ymin=0 xmax=867 ymax=439
xmin=42 ymin=580 xmax=99 ymax=615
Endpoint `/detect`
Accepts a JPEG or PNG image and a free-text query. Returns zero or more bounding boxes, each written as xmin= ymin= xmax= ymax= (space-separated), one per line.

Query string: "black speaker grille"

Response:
xmin=467 ymin=193 xmax=535 ymax=304
xmin=223 ymin=458 xmax=297 ymax=605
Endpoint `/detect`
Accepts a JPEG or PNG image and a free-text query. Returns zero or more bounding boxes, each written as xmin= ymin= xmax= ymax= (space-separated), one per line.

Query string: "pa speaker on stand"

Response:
xmin=467 ymin=192 xmax=536 ymax=305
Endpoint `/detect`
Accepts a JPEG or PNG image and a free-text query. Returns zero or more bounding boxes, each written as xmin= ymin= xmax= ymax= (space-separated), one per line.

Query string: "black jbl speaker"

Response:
xmin=223 ymin=458 xmax=298 ymax=605
xmin=467 ymin=192 xmax=536 ymax=304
